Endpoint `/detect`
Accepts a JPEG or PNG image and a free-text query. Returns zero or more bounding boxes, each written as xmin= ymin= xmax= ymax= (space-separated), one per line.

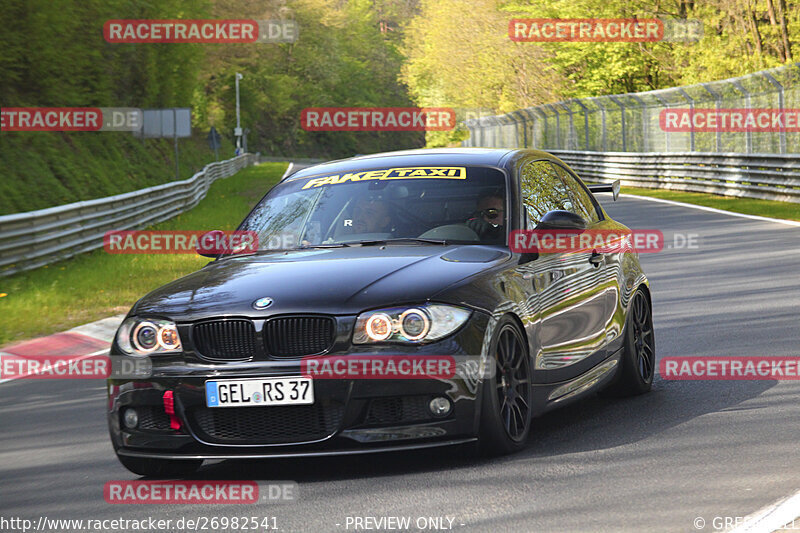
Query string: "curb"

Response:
xmin=0 ymin=314 xmax=125 ymax=384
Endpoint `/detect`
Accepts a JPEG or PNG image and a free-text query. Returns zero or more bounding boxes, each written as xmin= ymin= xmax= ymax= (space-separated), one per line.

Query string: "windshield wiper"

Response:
xmin=345 ymin=238 xmax=451 ymax=246
xmin=220 ymin=239 xmax=446 ymax=258
xmin=217 ymin=248 xmax=295 ymax=258
xmin=217 ymin=243 xmax=351 ymax=258
xmin=298 ymin=242 xmax=352 ymax=248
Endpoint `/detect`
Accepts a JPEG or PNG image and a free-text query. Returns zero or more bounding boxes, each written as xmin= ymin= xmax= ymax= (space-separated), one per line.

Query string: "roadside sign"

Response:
xmin=208 ymin=126 xmax=221 ymax=161
xmin=207 ymin=127 xmax=221 ymax=150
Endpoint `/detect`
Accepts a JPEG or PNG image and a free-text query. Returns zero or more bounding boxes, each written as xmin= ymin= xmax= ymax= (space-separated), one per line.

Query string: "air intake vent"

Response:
xmin=364 ymin=396 xmax=436 ymax=426
xmin=190 ymin=403 xmax=344 ymax=444
xmin=264 ymin=316 xmax=335 ymax=358
xmin=193 ymin=319 xmax=256 ymax=360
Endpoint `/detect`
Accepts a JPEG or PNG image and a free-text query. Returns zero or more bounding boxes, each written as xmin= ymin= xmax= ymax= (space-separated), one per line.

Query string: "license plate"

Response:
xmin=205 ymin=377 xmax=314 ymax=408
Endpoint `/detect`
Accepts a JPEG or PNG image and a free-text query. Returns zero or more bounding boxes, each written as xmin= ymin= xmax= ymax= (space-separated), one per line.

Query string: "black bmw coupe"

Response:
xmin=108 ymin=148 xmax=654 ymax=476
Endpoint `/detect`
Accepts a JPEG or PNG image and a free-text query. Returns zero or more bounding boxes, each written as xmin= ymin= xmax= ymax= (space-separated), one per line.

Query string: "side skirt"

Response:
xmin=532 ymin=348 xmax=623 ymax=414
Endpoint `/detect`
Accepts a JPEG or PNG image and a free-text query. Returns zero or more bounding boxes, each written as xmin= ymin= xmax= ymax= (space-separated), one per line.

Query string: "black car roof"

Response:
xmin=282 ymin=147 xmax=559 ymax=181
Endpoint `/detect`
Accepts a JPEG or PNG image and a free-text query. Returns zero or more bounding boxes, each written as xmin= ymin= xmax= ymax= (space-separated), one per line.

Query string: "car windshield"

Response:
xmin=237 ymin=165 xmax=507 ymax=251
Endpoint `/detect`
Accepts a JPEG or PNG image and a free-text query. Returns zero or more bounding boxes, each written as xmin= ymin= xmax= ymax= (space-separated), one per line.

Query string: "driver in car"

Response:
xmin=466 ymin=192 xmax=505 ymax=244
xmin=348 ymin=196 xmax=393 ymax=234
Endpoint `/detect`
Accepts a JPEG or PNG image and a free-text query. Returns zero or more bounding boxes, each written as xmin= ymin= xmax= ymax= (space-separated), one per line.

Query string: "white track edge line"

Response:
xmin=728 ymin=488 xmax=800 ymax=533
xmin=614 ymin=193 xmax=800 ymax=227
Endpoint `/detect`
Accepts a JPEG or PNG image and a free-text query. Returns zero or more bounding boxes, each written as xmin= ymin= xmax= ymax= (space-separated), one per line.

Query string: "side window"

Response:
xmin=519 ymin=160 xmax=574 ymax=226
xmin=548 ymin=163 xmax=602 ymax=223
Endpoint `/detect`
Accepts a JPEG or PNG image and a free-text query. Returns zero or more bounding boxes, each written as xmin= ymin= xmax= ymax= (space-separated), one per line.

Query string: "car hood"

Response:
xmin=132 ymin=245 xmax=510 ymax=321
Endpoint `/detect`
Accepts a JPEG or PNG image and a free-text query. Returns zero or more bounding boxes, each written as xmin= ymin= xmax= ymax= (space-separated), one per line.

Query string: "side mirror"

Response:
xmin=535 ymin=210 xmax=587 ymax=231
xmin=587 ymin=180 xmax=620 ymax=201
xmin=196 ymin=229 xmax=227 ymax=257
xmin=518 ymin=251 xmax=539 ymax=265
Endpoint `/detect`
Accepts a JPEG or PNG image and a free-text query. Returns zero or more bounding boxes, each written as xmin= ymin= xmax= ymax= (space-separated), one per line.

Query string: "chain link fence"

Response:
xmin=463 ymin=63 xmax=800 ymax=154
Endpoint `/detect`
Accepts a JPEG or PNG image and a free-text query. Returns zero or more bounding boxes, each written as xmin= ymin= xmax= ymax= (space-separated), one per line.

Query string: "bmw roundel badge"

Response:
xmin=253 ymin=297 xmax=274 ymax=310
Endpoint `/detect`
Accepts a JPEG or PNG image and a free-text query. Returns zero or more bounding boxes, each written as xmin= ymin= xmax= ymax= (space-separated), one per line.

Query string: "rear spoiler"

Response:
xmin=587 ymin=180 xmax=620 ymax=201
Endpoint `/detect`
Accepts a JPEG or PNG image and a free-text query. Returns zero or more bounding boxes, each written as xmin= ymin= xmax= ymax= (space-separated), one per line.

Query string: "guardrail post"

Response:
xmin=760 ymin=71 xmax=786 ymax=154
xmin=173 ymin=108 xmax=179 ymax=180
xmin=532 ymin=108 xmax=547 ymax=149
xmin=559 ymin=102 xmax=576 ymax=150
xmin=570 ymin=99 xmax=590 ymax=150
xmin=652 ymin=93 xmax=670 ymax=152
xmin=731 ymin=80 xmax=753 ymax=153
xmin=529 ymin=108 xmax=541 ymax=148
xmin=677 ymin=88 xmax=695 ymax=151
xmin=609 ymin=96 xmax=626 ymax=151
xmin=513 ymin=111 xmax=528 ymax=148
xmin=593 ymin=98 xmax=608 ymax=152
xmin=546 ymin=105 xmax=561 ymax=150
xmin=509 ymin=113 xmax=519 ymax=148
xmin=629 ymin=94 xmax=647 ymax=151
xmin=700 ymin=83 xmax=722 ymax=152
xmin=541 ymin=108 xmax=550 ymax=149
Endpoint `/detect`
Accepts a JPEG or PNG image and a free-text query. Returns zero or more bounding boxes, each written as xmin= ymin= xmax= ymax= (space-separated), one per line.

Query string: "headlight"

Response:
xmin=116 ymin=318 xmax=183 ymax=355
xmin=353 ymin=304 xmax=471 ymax=344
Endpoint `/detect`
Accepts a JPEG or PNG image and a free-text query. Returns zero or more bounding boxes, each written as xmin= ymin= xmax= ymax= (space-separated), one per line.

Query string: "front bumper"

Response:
xmin=108 ymin=313 xmax=488 ymax=460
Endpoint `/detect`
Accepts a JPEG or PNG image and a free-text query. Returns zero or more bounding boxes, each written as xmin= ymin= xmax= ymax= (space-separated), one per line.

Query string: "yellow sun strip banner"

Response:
xmin=301 ymin=167 xmax=467 ymax=189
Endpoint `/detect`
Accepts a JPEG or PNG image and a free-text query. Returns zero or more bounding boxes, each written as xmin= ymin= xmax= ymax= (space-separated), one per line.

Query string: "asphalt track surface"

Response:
xmin=2 ymin=193 xmax=800 ymax=533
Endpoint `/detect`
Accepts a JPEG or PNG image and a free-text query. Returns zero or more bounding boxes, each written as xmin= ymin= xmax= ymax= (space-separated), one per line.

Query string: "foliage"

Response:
xmin=401 ymin=0 xmax=800 ymax=145
xmin=4 ymin=0 xmax=800 ymax=210
xmin=0 ymin=132 xmax=233 ymax=215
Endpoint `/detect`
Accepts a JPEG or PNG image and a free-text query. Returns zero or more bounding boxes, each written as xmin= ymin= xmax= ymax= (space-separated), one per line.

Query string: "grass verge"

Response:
xmin=0 ymin=162 xmax=287 ymax=347
xmin=0 ymin=132 xmax=235 ymax=215
xmin=620 ymin=186 xmax=800 ymax=222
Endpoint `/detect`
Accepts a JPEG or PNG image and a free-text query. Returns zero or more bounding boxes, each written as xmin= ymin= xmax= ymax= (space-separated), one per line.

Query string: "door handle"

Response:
xmin=589 ymin=250 xmax=604 ymax=267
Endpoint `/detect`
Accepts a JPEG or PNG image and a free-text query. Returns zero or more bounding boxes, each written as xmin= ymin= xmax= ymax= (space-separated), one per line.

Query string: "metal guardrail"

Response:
xmin=550 ymin=150 xmax=800 ymax=203
xmin=258 ymin=156 xmax=325 ymax=165
xmin=460 ymin=64 xmax=800 ymax=202
xmin=0 ymin=153 xmax=259 ymax=277
xmin=463 ymin=63 xmax=800 ymax=155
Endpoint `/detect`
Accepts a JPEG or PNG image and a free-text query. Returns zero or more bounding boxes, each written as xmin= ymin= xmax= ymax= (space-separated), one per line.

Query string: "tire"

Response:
xmin=603 ymin=289 xmax=655 ymax=397
xmin=116 ymin=454 xmax=202 ymax=478
xmin=478 ymin=317 xmax=533 ymax=456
